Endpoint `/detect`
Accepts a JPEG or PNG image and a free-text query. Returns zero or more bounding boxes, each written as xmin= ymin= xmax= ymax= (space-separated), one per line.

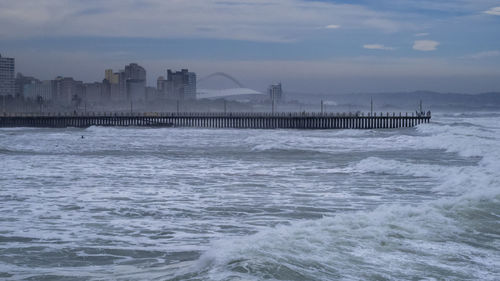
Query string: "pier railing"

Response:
xmin=0 ymin=112 xmax=431 ymax=129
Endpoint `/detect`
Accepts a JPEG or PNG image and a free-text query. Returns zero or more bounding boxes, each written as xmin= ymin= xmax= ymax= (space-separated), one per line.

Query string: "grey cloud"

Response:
xmin=461 ymin=50 xmax=500 ymax=59
xmin=484 ymin=7 xmax=500 ymax=15
xmin=413 ymin=40 xmax=439 ymax=51
xmin=0 ymin=0 xmax=401 ymax=41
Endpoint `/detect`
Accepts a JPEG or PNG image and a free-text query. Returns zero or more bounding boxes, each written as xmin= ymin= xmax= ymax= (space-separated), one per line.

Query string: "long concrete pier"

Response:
xmin=0 ymin=112 xmax=430 ymax=129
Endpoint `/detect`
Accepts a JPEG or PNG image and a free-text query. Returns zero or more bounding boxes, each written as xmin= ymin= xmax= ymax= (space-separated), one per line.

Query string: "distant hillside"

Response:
xmin=285 ymin=91 xmax=500 ymax=111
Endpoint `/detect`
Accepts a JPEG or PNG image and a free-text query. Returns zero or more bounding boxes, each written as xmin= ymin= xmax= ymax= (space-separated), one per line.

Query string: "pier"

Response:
xmin=0 ymin=112 xmax=430 ymax=129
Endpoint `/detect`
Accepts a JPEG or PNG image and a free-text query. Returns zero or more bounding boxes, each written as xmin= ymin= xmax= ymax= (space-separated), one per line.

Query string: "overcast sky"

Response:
xmin=1 ymin=0 xmax=500 ymax=94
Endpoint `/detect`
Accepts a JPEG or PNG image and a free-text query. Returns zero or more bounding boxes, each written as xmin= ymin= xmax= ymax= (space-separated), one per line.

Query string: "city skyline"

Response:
xmin=1 ymin=0 xmax=500 ymax=94
xmin=8 ymin=56 xmax=202 ymax=106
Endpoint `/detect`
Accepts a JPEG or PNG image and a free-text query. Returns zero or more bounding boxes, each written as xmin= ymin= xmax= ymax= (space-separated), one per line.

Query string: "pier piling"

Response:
xmin=0 ymin=112 xmax=431 ymax=129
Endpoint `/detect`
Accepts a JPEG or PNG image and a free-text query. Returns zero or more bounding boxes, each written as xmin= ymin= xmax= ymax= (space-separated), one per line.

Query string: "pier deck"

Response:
xmin=0 ymin=112 xmax=431 ymax=129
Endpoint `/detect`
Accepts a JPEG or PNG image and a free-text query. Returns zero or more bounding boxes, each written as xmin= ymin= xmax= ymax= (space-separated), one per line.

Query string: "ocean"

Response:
xmin=0 ymin=112 xmax=499 ymax=280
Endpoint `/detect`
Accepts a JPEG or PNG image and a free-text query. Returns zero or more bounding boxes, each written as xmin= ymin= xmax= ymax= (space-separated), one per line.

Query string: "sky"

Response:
xmin=1 ymin=0 xmax=500 ymax=94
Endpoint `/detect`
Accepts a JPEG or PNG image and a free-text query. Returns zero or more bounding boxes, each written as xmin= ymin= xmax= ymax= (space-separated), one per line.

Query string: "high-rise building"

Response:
xmin=124 ymin=63 xmax=146 ymax=101
xmin=15 ymin=73 xmax=39 ymax=97
xmin=167 ymin=69 xmax=183 ymax=100
xmin=126 ymin=79 xmax=146 ymax=101
xmin=118 ymin=70 xmax=126 ymax=100
xmin=0 ymin=54 xmax=15 ymax=97
xmin=185 ymin=72 xmax=197 ymax=100
xmin=23 ymin=80 xmax=53 ymax=101
xmin=110 ymin=82 xmax=120 ymax=101
xmin=101 ymin=79 xmax=112 ymax=102
xmin=52 ymin=77 xmax=84 ymax=105
xmin=111 ymin=73 xmax=119 ymax=84
xmin=105 ymin=69 xmax=114 ymax=82
xmin=125 ymin=63 xmax=146 ymax=81
xmin=105 ymin=64 xmax=147 ymax=101
xmin=83 ymin=82 xmax=104 ymax=103
xmin=269 ymin=83 xmax=283 ymax=103
xmin=166 ymin=69 xmax=196 ymax=100
xmin=157 ymin=76 xmax=166 ymax=96
xmin=105 ymin=69 xmax=119 ymax=84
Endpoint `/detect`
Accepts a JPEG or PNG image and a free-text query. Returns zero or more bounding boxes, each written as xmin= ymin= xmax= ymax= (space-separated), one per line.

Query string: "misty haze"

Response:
xmin=0 ymin=1 xmax=499 ymax=280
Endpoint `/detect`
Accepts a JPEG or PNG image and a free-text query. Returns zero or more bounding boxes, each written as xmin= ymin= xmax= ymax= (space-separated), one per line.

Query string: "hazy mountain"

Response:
xmin=285 ymin=91 xmax=500 ymax=112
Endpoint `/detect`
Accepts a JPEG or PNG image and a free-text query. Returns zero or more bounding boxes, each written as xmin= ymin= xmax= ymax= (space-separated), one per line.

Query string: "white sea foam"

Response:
xmin=199 ymin=190 xmax=499 ymax=280
xmin=194 ymin=114 xmax=500 ymax=280
xmin=2 ymin=113 xmax=500 ymax=280
xmin=198 ymin=184 xmax=500 ymax=280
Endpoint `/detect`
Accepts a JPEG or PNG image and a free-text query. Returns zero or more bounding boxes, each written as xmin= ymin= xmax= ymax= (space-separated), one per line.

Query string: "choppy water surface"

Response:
xmin=0 ymin=112 xmax=499 ymax=280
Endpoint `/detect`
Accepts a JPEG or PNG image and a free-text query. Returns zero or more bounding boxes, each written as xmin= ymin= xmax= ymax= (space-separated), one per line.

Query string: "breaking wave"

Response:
xmin=2 ymin=112 xmax=499 ymax=280
xmin=191 ymin=114 xmax=500 ymax=280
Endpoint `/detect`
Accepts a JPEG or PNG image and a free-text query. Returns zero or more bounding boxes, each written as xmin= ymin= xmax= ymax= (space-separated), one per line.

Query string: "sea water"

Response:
xmin=0 ymin=112 xmax=498 ymax=280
